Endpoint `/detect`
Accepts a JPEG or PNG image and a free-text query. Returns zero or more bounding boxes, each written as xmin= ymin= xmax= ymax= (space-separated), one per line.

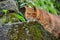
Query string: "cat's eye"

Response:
xmin=28 ymin=13 xmax=31 ymax=15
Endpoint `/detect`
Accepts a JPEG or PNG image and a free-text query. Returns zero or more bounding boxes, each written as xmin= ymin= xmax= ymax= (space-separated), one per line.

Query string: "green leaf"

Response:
xmin=14 ymin=13 xmax=25 ymax=22
xmin=2 ymin=9 xmax=9 ymax=14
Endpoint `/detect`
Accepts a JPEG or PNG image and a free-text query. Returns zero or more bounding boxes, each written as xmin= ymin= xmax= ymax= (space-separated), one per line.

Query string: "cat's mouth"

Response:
xmin=26 ymin=17 xmax=36 ymax=23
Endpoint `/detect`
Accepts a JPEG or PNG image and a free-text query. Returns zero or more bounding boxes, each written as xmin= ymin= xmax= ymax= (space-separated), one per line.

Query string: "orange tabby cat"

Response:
xmin=25 ymin=6 xmax=60 ymax=39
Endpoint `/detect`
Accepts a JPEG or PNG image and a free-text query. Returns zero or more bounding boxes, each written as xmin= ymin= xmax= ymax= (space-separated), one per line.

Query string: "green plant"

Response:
xmin=2 ymin=9 xmax=9 ymax=15
xmin=14 ymin=12 xmax=25 ymax=22
xmin=20 ymin=0 xmax=57 ymax=15
xmin=1 ymin=9 xmax=26 ymax=23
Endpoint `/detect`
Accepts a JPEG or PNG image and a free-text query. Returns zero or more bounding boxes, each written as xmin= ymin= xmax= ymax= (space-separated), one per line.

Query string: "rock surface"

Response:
xmin=0 ymin=0 xmax=19 ymax=12
xmin=0 ymin=21 xmax=58 ymax=40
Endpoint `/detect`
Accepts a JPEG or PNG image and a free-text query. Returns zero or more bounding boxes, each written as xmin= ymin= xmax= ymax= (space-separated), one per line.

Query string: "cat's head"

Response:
xmin=25 ymin=6 xmax=37 ymax=21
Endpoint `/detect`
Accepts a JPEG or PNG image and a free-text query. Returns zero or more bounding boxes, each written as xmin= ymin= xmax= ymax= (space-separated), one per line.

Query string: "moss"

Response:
xmin=7 ymin=21 xmax=58 ymax=40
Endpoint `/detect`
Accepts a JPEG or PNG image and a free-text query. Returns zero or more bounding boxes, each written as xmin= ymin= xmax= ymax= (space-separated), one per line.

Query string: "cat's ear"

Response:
xmin=25 ymin=5 xmax=28 ymax=9
xmin=32 ymin=6 xmax=36 ymax=11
